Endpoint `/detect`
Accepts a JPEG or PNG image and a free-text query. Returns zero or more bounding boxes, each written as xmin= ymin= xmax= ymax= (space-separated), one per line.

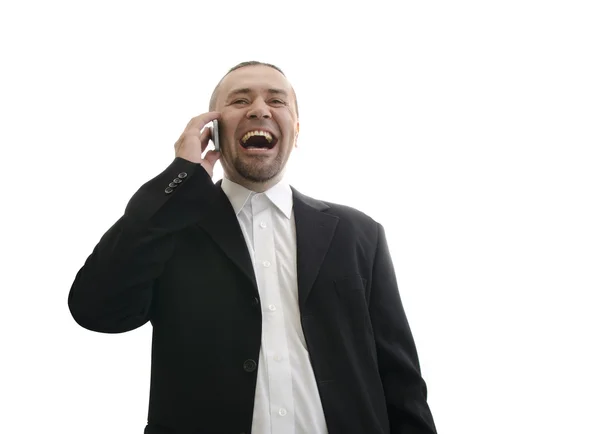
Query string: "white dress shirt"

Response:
xmin=221 ymin=176 xmax=329 ymax=434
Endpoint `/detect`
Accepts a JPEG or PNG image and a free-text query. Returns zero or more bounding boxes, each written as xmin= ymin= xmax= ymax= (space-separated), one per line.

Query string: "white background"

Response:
xmin=1 ymin=0 xmax=598 ymax=433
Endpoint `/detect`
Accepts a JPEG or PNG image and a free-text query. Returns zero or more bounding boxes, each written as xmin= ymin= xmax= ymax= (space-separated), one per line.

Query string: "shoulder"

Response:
xmin=324 ymin=198 xmax=376 ymax=225
xmin=292 ymin=187 xmax=381 ymax=235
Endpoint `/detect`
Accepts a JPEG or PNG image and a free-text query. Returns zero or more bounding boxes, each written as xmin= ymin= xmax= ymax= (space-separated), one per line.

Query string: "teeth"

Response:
xmin=241 ymin=130 xmax=273 ymax=144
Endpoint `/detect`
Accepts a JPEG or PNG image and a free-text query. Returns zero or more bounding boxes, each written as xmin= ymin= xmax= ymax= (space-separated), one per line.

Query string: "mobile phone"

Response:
xmin=210 ymin=119 xmax=220 ymax=151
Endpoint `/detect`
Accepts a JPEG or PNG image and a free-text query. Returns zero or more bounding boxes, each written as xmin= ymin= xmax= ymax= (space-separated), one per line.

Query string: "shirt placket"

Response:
xmin=251 ymin=193 xmax=295 ymax=433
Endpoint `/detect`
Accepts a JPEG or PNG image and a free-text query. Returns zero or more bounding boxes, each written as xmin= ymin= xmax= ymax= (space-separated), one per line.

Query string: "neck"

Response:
xmin=225 ymin=171 xmax=285 ymax=193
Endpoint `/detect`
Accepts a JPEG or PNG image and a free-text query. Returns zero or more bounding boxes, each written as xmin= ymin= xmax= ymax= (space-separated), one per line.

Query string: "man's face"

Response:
xmin=214 ymin=65 xmax=299 ymax=186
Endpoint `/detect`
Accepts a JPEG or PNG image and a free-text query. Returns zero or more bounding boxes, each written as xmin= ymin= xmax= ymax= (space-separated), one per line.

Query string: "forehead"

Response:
xmin=219 ymin=65 xmax=293 ymax=98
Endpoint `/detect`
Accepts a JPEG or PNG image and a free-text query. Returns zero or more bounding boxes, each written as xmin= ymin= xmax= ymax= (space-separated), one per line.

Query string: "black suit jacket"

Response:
xmin=68 ymin=157 xmax=437 ymax=434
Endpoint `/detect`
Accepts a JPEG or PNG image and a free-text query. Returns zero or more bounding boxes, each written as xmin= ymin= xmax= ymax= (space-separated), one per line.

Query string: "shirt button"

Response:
xmin=268 ymin=304 xmax=276 ymax=311
xmin=263 ymin=261 xmax=271 ymax=268
xmin=260 ymin=221 xmax=267 ymax=228
xmin=274 ymin=354 xmax=282 ymax=361
xmin=243 ymin=359 xmax=257 ymax=372
xmin=278 ymin=408 xmax=287 ymax=416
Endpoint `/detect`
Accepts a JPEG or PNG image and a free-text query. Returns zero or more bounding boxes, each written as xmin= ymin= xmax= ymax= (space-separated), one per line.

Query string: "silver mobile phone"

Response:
xmin=210 ymin=119 xmax=220 ymax=151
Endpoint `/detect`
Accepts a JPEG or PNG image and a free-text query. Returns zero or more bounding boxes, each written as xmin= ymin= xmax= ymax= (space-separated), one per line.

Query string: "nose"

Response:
xmin=246 ymin=99 xmax=271 ymax=119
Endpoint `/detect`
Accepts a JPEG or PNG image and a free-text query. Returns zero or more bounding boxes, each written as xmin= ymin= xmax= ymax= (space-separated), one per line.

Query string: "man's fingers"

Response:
xmin=185 ymin=111 xmax=221 ymax=133
xmin=200 ymin=126 xmax=213 ymax=153
xmin=203 ymin=150 xmax=220 ymax=167
xmin=175 ymin=112 xmax=221 ymax=169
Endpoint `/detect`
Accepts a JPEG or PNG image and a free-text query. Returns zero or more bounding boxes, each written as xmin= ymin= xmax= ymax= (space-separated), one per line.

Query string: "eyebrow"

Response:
xmin=226 ymin=88 xmax=288 ymax=99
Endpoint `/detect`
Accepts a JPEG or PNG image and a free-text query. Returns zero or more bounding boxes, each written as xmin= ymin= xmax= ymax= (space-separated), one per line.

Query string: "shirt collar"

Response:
xmin=221 ymin=176 xmax=293 ymax=219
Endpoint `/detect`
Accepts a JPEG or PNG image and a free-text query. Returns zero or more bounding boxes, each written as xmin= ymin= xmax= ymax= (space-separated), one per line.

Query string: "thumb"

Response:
xmin=203 ymin=150 xmax=221 ymax=167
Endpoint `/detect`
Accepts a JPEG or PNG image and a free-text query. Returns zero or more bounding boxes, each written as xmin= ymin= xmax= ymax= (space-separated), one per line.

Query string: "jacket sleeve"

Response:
xmin=370 ymin=223 xmax=437 ymax=433
xmin=68 ymin=157 xmax=218 ymax=334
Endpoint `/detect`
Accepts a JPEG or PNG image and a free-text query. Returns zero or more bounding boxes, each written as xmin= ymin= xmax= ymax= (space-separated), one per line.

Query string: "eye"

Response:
xmin=232 ymin=99 xmax=249 ymax=104
xmin=271 ymin=99 xmax=287 ymax=105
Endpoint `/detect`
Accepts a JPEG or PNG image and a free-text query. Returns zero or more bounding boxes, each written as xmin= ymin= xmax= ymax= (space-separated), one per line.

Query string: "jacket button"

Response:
xmin=165 ymin=187 xmax=173 ymax=194
xmin=251 ymin=297 xmax=259 ymax=307
xmin=173 ymin=178 xmax=182 ymax=184
xmin=168 ymin=182 xmax=178 ymax=188
xmin=178 ymin=172 xmax=188 ymax=179
xmin=243 ymin=359 xmax=257 ymax=372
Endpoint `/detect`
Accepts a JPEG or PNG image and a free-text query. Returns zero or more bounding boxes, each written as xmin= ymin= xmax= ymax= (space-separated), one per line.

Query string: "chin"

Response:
xmin=235 ymin=161 xmax=283 ymax=184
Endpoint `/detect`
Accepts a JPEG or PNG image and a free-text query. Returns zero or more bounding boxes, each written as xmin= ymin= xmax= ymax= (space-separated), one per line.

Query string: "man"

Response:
xmin=68 ymin=61 xmax=437 ymax=434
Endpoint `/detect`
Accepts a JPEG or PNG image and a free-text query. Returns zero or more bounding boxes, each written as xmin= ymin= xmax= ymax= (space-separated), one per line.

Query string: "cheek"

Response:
xmin=274 ymin=113 xmax=296 ymax=135
xmin=219 ymin=114 xmax=240 ymax=142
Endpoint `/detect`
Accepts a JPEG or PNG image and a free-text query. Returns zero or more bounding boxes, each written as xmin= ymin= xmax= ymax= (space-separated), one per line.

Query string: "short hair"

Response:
xmin=208 ymin=61 xmax=299 ymax=118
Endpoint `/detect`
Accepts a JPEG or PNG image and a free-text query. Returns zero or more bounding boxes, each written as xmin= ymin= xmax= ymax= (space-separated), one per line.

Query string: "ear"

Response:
xmin=294 ymin=121 xmax=300 ymax=148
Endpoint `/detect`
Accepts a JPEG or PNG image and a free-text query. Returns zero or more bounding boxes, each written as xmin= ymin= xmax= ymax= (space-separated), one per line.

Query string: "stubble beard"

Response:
xmin=232 ymin=150 xmax=285 ymax=183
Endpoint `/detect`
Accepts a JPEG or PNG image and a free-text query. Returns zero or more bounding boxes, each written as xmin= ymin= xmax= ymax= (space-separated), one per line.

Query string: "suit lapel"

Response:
xmin=291 ymin=187 xmax=339 ymax=309
xmin=196 ymin=181 xmax=258 ymax=294
xmin=195 ymin=180 xmax=339 ymax=309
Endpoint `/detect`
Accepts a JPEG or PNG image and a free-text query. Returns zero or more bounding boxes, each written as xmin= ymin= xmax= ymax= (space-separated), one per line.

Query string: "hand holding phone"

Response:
xmin=173 ymin=112 xmax=221 ymax=178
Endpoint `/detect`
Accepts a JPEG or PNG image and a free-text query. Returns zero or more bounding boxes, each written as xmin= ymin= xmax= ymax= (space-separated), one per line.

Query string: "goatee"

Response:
xmin=233 ymin=153 xmax=284 ymax=183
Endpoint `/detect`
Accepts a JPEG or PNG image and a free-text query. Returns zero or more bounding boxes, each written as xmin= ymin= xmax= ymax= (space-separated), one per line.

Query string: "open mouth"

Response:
xmin=239 ymin=130 xmax=278 ymax=150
